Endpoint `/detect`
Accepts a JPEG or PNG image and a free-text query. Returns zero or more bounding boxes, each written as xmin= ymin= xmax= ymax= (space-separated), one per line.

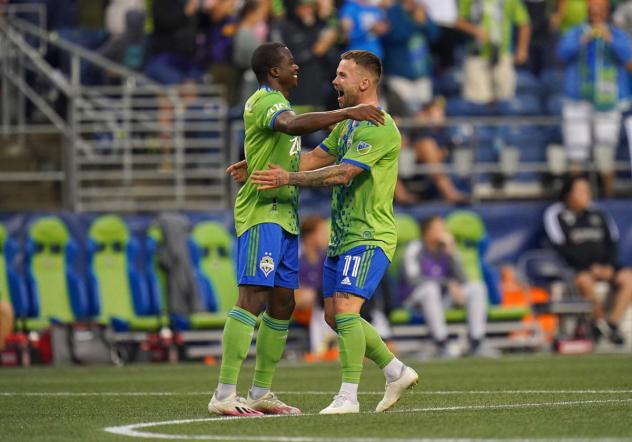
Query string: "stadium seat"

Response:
xmin=445 ymin=210 xmax=502 ymax=304
xmin=0 ymin=223 xmax=29 ymax=320
xmin=23 ymin=217 xmax=89 ymax=330
xmin=389 ymin=214 xmax=421 ymax=278
xmin=87 ymin=215 xmax=162 ymax=332
xmin=446 ymin=97 xmax=492 ymax=117
xmin=434 ymin=68 xmax=462 ymax=97
xmin=173 ymin=221 xmax=239 ymax=330
xmin=497 ymin=95 xmax=542 ymax=116
xmin=515 ymin=69 xmax=543 ymax=96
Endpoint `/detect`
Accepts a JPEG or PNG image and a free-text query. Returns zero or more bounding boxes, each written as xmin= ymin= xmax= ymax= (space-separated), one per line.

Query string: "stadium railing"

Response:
xmin=1 ymin=11 xmax=230 ymax=212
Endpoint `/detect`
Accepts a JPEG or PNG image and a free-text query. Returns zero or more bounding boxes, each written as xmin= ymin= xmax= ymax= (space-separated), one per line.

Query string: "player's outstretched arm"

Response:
xmin=224 ymin=145 xmax=334 ymax=184
xmin=274 ymin=104 xmax=384 ymax=136
xmin=226 ymin=160 xmax=248 ymax=183
xmin=300 ymin=146 xmax=336 ymax=171
xmin=251 ymin=162 xmax=364 ymax=190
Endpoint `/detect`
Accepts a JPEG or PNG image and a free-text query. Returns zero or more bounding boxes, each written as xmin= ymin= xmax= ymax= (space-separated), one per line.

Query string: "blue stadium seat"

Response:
xmin=446 ymin=97 xmax=492 ymax=117
xmin=434 ymin=68 xmax=462 ymax=97
xmin=540 ymin=68 xmax=565 ymax=96
xmin=497 ymin=95 xmax=542 ymax=116
xmin=515 ymin=70 xmax=543 ymax=96
xmin=0 ymin=223 xmax=29 ymax=320
xmin=546 ymin=94 xmax=564 ymax=116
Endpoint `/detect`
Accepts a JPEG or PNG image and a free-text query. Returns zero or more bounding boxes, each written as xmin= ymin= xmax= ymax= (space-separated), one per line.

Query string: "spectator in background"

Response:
xmin=557 ymin=0 xmax=632 ymax=197
xmin=523 ymin=0 xmax=555 ymax=75
xmin=144 ymin=0 xmax=204 ymax=169
xmin=382 ymin=0 xmax=438 ymax=115
xmin=455 ymin=0 xmax=531 ymax=104
xmin=295 ymin=216 xmax=337 ymax=359
xmin=419 ymin=0 xmax=460 ymax=70
xmin=276 ymin=0 xmax=338 ymax=111
xmin=614 ymin=0 xmax=632 ymax=35
xmin=201 ymin=0 xmax=240 ymax=106
xmin=394 ymin=99 xmax=469 ymax=204
xmin=0 ymin=300 xmax=13 ymax=351
xmin=143 ymin=0 xmax=203 ymax=85
xmin=98 ymin=0 xmax=146 ymax=67
xmin=339 ymin=0 xmax=389 ymax=59
xmin=544 ymin=176 xmax=632 ymax=345
xmin=402 ymin=216 xmax=490 ymax=357
xmin=551 ymin=0 xmax=587 ymax=33
xmin=233 ymin=0 xmax=270 ymax=104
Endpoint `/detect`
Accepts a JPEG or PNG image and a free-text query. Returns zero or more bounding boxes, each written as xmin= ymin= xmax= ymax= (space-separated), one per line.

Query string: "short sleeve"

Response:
xmin=254 ymin=92 xmax=292 ymax=130
xmin=512 ymin=0 xmax=530 ymax=25
xmin=341 ymin=123 xmax=398 ymax=171
xmin=319 ymin=122 xmax=345 ymax=157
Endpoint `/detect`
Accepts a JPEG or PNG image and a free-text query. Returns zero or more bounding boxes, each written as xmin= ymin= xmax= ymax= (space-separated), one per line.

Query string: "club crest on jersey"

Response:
xmin=356 ymin=141 xmax=372 ymax=154
xmin=259 ymin=252 xmax=275 ymax=277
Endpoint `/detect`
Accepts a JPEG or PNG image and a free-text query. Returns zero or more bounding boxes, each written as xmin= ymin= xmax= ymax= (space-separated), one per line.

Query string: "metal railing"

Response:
xmin=1 ymin=10 xmax=230 ymax=211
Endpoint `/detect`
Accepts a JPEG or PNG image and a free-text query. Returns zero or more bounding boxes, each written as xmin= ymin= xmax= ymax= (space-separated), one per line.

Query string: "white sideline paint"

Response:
xmin=4 ymin=389 xmax=632 ymax=397
xmin=103 ymin=398 xmax=632 ymax=441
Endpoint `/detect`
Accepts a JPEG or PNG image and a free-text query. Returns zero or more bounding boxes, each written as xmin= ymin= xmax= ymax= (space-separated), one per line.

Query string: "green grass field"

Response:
xmin=1 ymin=354 xmax=632 ymax=441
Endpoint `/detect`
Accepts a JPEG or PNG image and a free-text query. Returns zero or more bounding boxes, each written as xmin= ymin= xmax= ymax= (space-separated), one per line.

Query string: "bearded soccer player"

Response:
xmin=207 ymin=43 xmax=384 ymax=417
xmin=251 ymin=50 xmax=419 ymax=414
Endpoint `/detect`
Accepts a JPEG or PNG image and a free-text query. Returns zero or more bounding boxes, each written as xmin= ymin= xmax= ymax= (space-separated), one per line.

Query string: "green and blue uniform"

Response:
xmin=234 ymin=86 xmax=300 ymax=289
xmin=319 ymin=111 xmax=401 ymax=299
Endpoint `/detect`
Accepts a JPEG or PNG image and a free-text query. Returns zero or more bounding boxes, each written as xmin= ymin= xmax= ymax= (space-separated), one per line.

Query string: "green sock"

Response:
xmin=253 ymin=312 xmax=290 ymax=389
xmin=218 ymin=307 xmax=257 ymax=385
xmin=360 ymin=318 xmax=394 ymax=369
xmin=336 ymin=313 xmax=366 ymax=384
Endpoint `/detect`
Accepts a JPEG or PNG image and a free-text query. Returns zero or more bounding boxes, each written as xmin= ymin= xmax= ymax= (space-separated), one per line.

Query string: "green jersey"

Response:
xmin=234 ymin=87 xmax=301 ymax=237
xmin=320 ymin=112 xmax=401 ymax=260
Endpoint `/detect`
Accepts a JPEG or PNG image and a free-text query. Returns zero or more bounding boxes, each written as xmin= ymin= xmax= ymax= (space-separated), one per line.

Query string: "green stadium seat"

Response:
xmin=87 ymin=215 xmax=163 ymax=332
xmin=24 ymin=217 xmax=89 ymax=330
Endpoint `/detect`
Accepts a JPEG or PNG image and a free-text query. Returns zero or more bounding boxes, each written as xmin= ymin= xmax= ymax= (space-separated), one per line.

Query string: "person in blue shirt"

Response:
xmin=382 ymin=0 xmax=438 ymax=114
xmin=557 ymin=0 xmax=632 ymax=197
xmin=339 ymin=0 xmax=389 ymax=59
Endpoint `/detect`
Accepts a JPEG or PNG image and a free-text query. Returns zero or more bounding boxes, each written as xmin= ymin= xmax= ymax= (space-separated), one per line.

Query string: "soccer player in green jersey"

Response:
xmin=251 ymin=50 xmax=419 ymax=414
xmin=207 ymin=43 xmax=385 ymax=417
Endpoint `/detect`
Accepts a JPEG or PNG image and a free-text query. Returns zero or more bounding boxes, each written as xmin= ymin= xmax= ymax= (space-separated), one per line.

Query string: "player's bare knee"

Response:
xmin=235 ymin=286 xmax=269 ymax=316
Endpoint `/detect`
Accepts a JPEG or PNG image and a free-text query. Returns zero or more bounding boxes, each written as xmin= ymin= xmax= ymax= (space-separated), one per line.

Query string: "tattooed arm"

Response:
xmin=250 ymin=162 xmax=364 ymax=190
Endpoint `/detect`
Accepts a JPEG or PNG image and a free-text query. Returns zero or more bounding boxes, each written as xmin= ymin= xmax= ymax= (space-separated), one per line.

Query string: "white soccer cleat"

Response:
xmin=207 ymin=392 xmax=264 ymax=417
xmin=375 ymin=366 xmax=419 ymax=413
xmin=319 ymin=394 xmax=360 ymax=415
xmin=246 ymin=390 xmax=301 ymax=415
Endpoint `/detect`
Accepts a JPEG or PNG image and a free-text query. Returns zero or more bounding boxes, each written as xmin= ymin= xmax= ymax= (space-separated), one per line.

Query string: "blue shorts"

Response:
xmin=237 ymin=223 xmax=299 ymax=289
xmin=323 ymin=245 xmax=390 ymax=299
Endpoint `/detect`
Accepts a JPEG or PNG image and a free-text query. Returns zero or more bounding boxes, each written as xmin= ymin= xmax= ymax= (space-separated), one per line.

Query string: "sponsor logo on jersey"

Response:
xmin=340 ymin=276 xmax=352 ymax=286
xmin=356 ymin=141 xmax=372 ymax=154
xmin=259 ymin=252 xmax=275 ymax=277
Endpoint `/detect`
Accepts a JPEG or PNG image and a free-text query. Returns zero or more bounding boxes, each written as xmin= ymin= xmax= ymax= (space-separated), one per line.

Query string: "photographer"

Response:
xmin=454 ymin=0 xmax=531 ymax=104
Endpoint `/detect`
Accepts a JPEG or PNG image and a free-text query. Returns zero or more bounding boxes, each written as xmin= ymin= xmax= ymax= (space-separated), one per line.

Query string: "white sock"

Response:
xmin=249 ymin=385 xmax=270 ymax=400
xmin=338 ymin=382 xmax=359 ymax=402
xmin=383 ymin=357 xmax=405 ymax=383
xmin=216 ymin=383 xmax=236 ymax=400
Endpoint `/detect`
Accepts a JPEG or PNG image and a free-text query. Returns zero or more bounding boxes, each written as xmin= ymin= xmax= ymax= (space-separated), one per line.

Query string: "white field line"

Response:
xmin=3 ymin=389 xmax=632 ymax=397
xmin=103 ymin=398 xmax=632 ymax=441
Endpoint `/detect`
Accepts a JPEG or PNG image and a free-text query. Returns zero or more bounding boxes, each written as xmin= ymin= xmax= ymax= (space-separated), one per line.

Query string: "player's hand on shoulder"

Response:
xmin=226 ymin=160 xmax=248 ymax=184
xmin=345 ymin=104 xmax=385 ymax=126
xmin=251 ymin=163 xmax=290 ymax=190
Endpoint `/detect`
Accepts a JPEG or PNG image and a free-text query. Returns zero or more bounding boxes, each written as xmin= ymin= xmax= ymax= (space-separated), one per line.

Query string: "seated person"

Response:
xmin=0 ymin=300 xmax=14 ymax=351
xmin=544 ymin=175 xmax=632 ymax=345
xmin=394 ymin=98 xmax=468 ymax=204
xmin=402 ymin=216 xmax=490 ymax=357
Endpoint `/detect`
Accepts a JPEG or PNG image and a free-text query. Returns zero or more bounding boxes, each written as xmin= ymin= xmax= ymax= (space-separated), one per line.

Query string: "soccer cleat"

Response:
xmin=319 ymin=394 xmax=360 ymax=415
xmin=375 ymin=366 xmax=419 ymax=413
xmin=246 ymin=390 xmax=301 ymax=415
xmin=207 ymin=392 xmax=264 ymax=417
